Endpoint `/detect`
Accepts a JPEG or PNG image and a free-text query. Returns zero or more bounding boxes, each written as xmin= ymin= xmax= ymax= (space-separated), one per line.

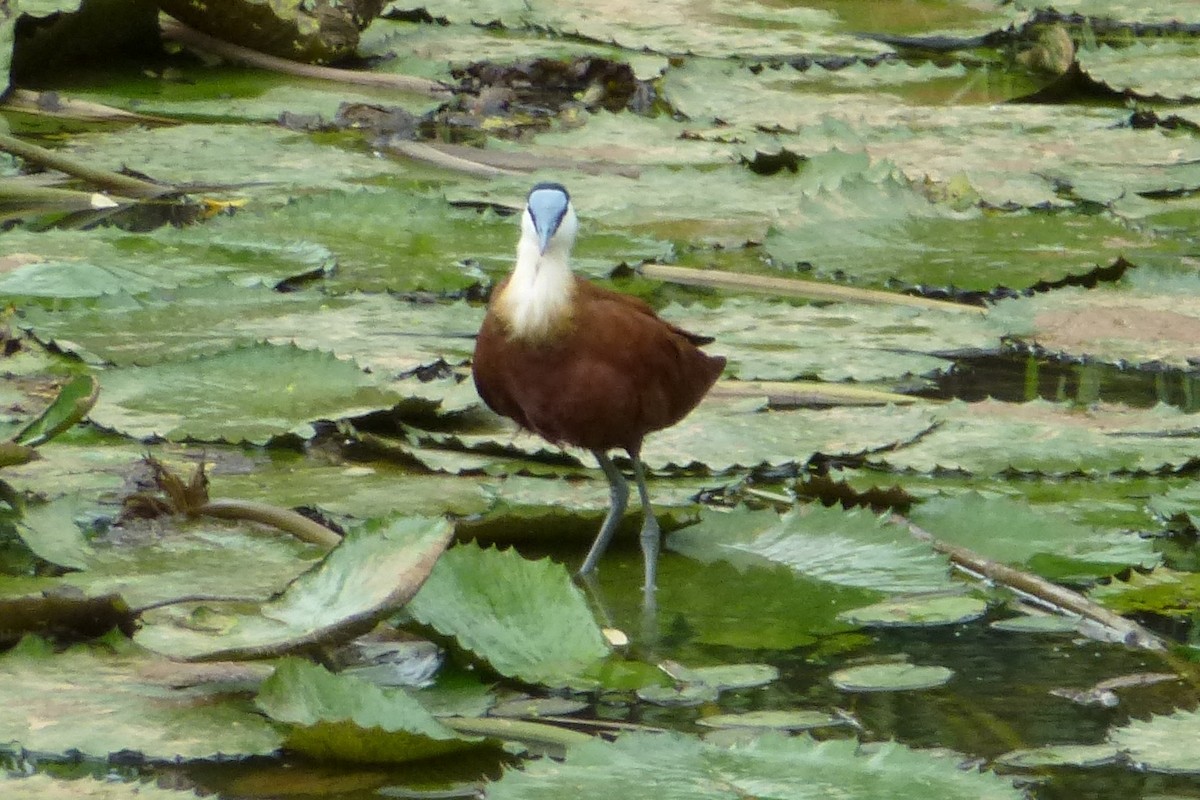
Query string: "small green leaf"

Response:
xmin=830 ymin=663 xmax=954 ymax=692
xmin=406 ymin=544 xmax=610 ymax=687
xmin=994 ymin=743 xmax=1121 ymax=769
xmin=12 ymin=374 xmax=98 ymax=447
xmin=698 ymin=710 xmax=843 ymax=731
xmin=839 ymin=594 xmax=988 ymax=628
xmin=256 ymin=659 xmax=485 ymax=763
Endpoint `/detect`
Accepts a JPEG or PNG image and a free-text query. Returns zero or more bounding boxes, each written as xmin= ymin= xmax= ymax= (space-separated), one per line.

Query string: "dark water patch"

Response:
xmin=924 ymin=352 xmax=1200 ymax=412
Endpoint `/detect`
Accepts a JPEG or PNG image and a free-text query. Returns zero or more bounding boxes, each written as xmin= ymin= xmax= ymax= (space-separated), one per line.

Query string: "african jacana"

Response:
xmin=472 ymin=182 xmax=726 ymax=591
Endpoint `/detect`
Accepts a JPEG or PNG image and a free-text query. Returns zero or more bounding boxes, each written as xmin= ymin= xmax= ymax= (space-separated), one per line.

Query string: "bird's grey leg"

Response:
xmin=578 ymin=450 xmax=628 ymax=577
xmin=630 ymin=457 xmax=661 ymax=593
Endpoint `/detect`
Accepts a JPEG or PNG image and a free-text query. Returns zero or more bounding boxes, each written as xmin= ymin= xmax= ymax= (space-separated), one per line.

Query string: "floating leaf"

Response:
xmin=1108 ymin=709 xmax=1200 ymax=774
xmin=12 ymin=374 xmax=97 ymax=447
xmin=698 ymin=710 xmax=843 ymax=731
xmin=0 ymin=635 xmax=281 ymax=760
xmin=670 ymin=505 xmax=954 ymax=594
xmin=137 ymin=515 xmax=453 ymax=661
xmin=876 ymin=400 xmax=1200 ymax=477
xmin=486 ymin=731 xmax=1022 ymax=800
xmin=88 ymin=343 xmax=401 ymax=444
xmin=0 ymin=774 xmax=206 ymax=799
xmin=830 ymin=663 xmax=954 ymax=692
xmin=994 ymin=743 xmax=1121 ymax=769
xmin=910 ymin=492 xmax=1160 ymax=580
xmin=839 ymin=594 xmax=988 ymax=628
xmin=405 ymin=544 xmax=610 ymax=687
xmin=256 ymin=659 xmax=485 ymax=763
xmin=1078 ymin=41 xmax=1200 ymax=101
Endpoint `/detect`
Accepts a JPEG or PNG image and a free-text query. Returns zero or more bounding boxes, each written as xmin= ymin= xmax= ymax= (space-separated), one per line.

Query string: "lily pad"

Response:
xmin=838 ymin=594 xmax=988 ymax=628
xmin=1077 ymin=41 xmax=1200 ymax=101
xmin=994 ymin=743 xmax=1122 ymax=769
xmin=88 ymin=343 xmax=402 ymax=444
xmin=256 ymin=658 xmax=486 ymax=763
xmin=486 ymin=731 xmax=1023 ymax=800
xmin=874 ymin=399 xmax=1200 ymax=477
xmin=830 ymin=663 xmax=955 ymax=692
xmin=671 ymin=662 xmax=780 ymax=691
xmin=635 ymin=682 xmax=719 ymax=707
xmin=136 ymin=515 xmax=453 ymax=661
xmin=1108 ymin=708 xmax=1200 ymax=774
xmin=0 ymin=775 xmax=207 ymax=799
xmin=697 ymin=710 xmax=843 ymax=731
xmin=659 ymin=296 xmax=1004 ymax=383
xmin=669 ymin=505 xmax=954 ymax=594
xmin=405 ymin=544 xmax=610 ymax=687
xmin=909 ymin=492 xmax=1160 ymax=580
xmin=0 ymin=635 xmax=282 ymax=760
xmin=22 ymin=285 xmax=483 ymax=376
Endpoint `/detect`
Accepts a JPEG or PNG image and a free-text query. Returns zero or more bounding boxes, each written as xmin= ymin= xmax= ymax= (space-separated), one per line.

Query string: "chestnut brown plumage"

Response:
xmin=472 ymin=182 xmax=725 ymax=590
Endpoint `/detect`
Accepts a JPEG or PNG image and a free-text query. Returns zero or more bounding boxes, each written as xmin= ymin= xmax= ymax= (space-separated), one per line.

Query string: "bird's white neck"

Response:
xmin=496 ymin=238 xmax=575 ymax=341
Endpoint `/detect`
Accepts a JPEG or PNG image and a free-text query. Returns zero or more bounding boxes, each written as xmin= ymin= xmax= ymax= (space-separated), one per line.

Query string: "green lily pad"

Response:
xmin=910 ymin=492 xmax=1160 ymax=580
xmin=22 ymin=285 xmax=483 ymax=375
xmin=830 ymin=663 xmax=954 ymax=692
xmin=839 ymin=594 xmax=988 ymax=628
xmin=671 ymin=662 xmax=780 ymax=690
xmin=698 ymin=710 xmax=843 ymax=731
xmin=989 ymin=272 xmax=1200 ymax=371
xmin=136 ymin=515 xmax=453 ymax=661
xmin=88 ymin=343 xmax=401 ymax=444
xmin=256 ymin=658 xmax=486 ymax=763
xmin=486 ymin=731 xmax=1023 ymax=800
xmin=1078 ymin=41 xmax=1200 ymax=101
xmin=63 ymin=123 xmax=408 ymax=196
xmin=489 ymin=696 xmax=588 ymax=718
xmin=1087 ymin=568 xmax=1200 ymax=618
xmin=659 ymin=296 xmax=1004 ymax=383
xmin=0 ymin=635 xmax=281 ymax=760
xmin=875 ymin=399 xmax=1200 ymax=477
xmin=994 ymin=743 xmax=1122 ymax=769
xmin=635 ymin=682 xmax=720 ymax=707
xmin=1108 ymin=708 xmax=1200 ymax=774
xmin=669 ymin=505 xmax=954 ymax=594
xmin=0 ymin=775 xmax=207 ymax=799
xmin=643 ymin=399 xmax=937 ymax=472
xmin=405 ymin=544 xmax=610 ymax=687
xmin=64 ymin=65 xmax=442 ymax=123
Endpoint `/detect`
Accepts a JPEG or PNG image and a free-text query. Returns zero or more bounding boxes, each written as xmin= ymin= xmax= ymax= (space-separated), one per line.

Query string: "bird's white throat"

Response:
xmin=496 ymin=240 xmax=575 ymax=341
xmin=495 ymin=203 xmax=578 ymax=341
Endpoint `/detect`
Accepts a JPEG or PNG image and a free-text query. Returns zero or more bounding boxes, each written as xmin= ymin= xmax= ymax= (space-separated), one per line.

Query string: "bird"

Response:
xmin=472 ymin=182 xmax=726 ymax=592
